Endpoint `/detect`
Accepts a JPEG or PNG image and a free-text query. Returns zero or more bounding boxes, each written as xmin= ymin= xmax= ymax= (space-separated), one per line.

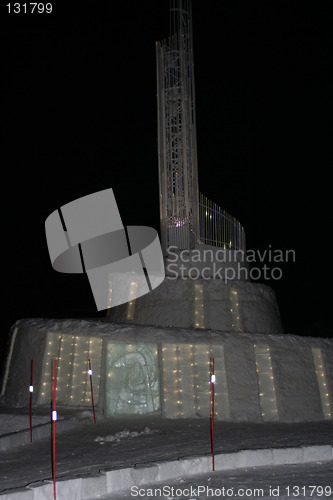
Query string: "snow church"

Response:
xmin=2 ymin=0 xmax=332 ymax=423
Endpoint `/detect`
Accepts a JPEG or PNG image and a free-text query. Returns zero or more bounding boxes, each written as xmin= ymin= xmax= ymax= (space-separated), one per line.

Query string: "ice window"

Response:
xmin=105 ymin=343 xmax=160 ymax=416
xmin=312 ymin=348 xmax=332 ymax=420
xmin=254 ymin=344 xmax=278 ymax=421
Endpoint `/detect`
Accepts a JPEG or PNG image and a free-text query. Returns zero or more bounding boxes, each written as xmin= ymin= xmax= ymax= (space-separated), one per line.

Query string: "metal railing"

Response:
xmin=198 ymin=193 xmax=246 ymax=251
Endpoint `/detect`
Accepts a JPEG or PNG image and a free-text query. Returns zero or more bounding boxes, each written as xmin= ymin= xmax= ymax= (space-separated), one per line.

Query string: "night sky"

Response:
xmin=2 ymin=0 xmax=332 ymax=364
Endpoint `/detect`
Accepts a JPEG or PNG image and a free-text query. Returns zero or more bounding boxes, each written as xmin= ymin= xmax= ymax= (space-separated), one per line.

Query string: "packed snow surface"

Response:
xmin=0 ymin=412 xmax=332 ymax=498
xmin=0 ymin=414 xmax=49 ymax=434
xmin=99 ymin=461 xmax=333 ymax=500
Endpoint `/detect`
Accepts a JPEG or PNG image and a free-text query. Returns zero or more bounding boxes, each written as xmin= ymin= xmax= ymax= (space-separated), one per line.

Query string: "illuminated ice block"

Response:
xmin=105 ymin=343 xmax=160 ymax=416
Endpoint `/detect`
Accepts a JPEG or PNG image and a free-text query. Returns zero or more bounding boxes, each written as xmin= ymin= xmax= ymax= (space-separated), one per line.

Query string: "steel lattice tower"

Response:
xmin=156 ymin=0 xmax=199 ymax=253
xmin=157 ymin=0 xmax=246 ymax=255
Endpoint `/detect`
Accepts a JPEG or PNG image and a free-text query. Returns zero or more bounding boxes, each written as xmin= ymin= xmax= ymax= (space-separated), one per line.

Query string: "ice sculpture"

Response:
xmin=106 ymin=343 xmax=160 ymax=416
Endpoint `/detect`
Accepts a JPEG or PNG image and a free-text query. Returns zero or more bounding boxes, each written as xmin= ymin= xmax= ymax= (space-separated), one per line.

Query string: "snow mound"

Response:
xmin=94 ymin=426 xmax=158 ymax=444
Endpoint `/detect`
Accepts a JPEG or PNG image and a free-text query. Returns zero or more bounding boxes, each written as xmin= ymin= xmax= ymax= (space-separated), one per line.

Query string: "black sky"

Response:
xmin=2 ymin=0 xmax=332 ymax=363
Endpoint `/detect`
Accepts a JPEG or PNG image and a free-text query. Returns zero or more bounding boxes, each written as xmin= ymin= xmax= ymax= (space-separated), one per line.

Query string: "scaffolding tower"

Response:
xmin=156 ymin=0 xmax=199 ymax=253
xmin=156 ymin=0 xmax=246 ymax=254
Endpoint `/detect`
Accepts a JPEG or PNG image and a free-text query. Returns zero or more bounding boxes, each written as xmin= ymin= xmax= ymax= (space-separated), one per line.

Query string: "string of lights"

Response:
xmin=36 ymin=333 xmax=330 ymax=422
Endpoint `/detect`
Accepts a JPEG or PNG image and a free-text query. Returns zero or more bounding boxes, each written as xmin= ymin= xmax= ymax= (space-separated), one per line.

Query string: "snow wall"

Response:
xmin=107 ymin=277 xmax=284 ymax=334
xmin=1 ymin=318 xmax=332 ymax=423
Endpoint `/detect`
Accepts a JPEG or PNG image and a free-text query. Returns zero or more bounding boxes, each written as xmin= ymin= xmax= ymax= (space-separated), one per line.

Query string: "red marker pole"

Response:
xmin=211 ymin=357 xmax=216 ymax=472
xmin=88 ymin=359 xmax=96 ymax=423
xmin=29 ymin=359 xmax=33 ymax=443
xmin=52 ymin=360 xmax=57 ymax=500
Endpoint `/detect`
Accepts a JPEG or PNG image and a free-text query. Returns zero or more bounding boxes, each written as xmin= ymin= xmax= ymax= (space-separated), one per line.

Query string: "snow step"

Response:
xmin=0 ymin=444 xmax=331 ymax=499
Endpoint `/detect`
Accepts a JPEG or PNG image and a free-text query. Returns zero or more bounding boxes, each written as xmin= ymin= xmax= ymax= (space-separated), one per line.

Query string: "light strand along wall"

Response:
xmin=8 ymin=318 xmax=330 ymax=423
xmin=39 ymin=332 xmax=102 ymax=406
xmin=230 ymin=288 xmax=242 ymax=332
xmin=126 ymin=282 xmax=138 ymax=321
xmin=161 ymin=343 xmax=230 ymax=419
xmin=254 ymin=344 xmax=278 ymax=421
xmin=312 ymin=348 xmax=332 ymax=419
xmin=194 ymin=283 xmax=204 ymax=328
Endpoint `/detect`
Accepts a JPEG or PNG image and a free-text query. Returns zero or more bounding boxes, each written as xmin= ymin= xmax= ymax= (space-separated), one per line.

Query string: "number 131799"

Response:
xmin=6 ymin=3 xmax=53 ymax=14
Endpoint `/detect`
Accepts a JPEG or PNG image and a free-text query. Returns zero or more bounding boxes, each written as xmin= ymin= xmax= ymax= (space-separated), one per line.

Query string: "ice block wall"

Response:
xmin=1 ymin=319 xmax=332 ymax=423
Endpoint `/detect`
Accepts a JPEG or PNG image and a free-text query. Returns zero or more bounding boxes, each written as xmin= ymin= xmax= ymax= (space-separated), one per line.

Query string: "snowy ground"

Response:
xmin=0 ymin=414 xmax=50 ymax=434
xmin=0 ymin=410 xmax=332 ymax=499
xmin=99 ymin=461 xmax=333 ymax=500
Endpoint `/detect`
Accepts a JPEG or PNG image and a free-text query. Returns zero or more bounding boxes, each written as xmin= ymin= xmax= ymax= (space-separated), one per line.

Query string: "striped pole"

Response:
xmin=88 ymin=359 xmax=96 ymax=423
xmin=52 ymin=360 xmax=57 ymax=500
xmin=29 ymin=359 xmax=33 ymax=442
xmin=211 ymin=357 xmax=216 ymax=472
